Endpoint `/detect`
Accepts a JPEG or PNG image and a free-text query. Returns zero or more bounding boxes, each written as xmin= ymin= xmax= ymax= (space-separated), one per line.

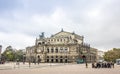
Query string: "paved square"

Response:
xmin=0 ymin=63 xmax=120 ymax=74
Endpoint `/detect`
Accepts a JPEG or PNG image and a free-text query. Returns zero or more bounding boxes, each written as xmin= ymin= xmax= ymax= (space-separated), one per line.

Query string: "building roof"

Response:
xmin=51 ymin=29 xmax=82 ymax=38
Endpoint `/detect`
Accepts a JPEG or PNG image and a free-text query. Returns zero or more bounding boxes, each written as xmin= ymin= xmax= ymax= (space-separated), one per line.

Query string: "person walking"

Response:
xmin=92 ymin=62 xmax=95 ymax=68
xmin=86 ymin=62 xmax=88 ymax=68
xmin=111 ymin=62 xmax=114 ymax=68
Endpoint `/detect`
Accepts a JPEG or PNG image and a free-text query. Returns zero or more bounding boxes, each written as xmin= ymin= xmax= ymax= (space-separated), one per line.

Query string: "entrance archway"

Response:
xmin=51 ymin=59 xmax=54 ymax=63
xmin=65 ymin=59 xmax=68 ymax=63
xmin=56 ymin=59 xmax=58 ymax=63
xmin=60 ymin=59 xmax=63 ymax=63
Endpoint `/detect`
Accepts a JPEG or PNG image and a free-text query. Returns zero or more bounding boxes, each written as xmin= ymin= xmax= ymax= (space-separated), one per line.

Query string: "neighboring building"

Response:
xmin=26 ymin=46 xmax=36 ymax=62
xmin=19 ymin=49 xmax=26 ymax=54
xmin=0 ymin=45 xmax=2 ymax=60
xmin=89 ymin=48 xmax=98 ymax=62
xmin=26 ymin=29 xmax=97 ymax=63
xmin=97 ymin=50 xmax=104 ymax=62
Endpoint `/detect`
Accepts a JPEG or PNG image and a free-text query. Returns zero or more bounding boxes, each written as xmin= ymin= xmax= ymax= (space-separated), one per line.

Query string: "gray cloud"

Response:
xmin=0 ymin=0 xmax=120 ymax=51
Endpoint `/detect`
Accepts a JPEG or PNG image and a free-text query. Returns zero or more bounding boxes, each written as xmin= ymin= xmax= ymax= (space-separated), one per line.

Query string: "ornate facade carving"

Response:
xmin=26 ymin=30 xmax=97 ymax=63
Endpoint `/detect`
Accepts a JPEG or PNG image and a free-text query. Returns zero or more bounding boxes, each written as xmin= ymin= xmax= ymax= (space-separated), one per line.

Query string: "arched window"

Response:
xmin=65 ymin=56 xmax=67 ymax=58
xmin=47 ymin=56 xmax=49 ymax=58
xmin=57 ymin=39 xmax=59 ymax=42
xmin=51 ymin=48 xmax=54 ymax=53
xmin=55 ymin=48 xmax=58 ymax=53
xmin=64 ymin=39 xmax=66 ymax=41
xmin=61 ymin=39 xmax=62 ymax=42
xmin=51 ymin=39 xmax=53 ymax=41
xmin=64 ymin=48 xmax=68 ymax=53
xmin=56 ymin=59 xmax=58 ymax=62
xmin=60 ymin=48 xmax=63 ymax=53
xmin=42 ymin=42 xmax=45 ymax=44
xmin=47 ymin=48 xmax=49 ymax=53
xmin=54 ymin=39 xmax=56 ymax=42
xmin=56 ymin=56 xmax=58 ymax=58
xmin=38 ymin=42 xmax=41 ymax=45
xmin=38 ymin=55 xmax=40 ymax=59
xmin=60 ymin=56 xmax=63 ymax=58
xmin=51 ymin=56 xmax=54 ymax=58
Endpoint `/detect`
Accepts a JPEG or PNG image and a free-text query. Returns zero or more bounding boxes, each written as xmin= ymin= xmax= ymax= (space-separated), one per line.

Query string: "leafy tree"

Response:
xmin=2 ymin=46 xmax=15 ymax=61
xmin=15 ymin=50 xmax=24 ymax=62
xmin=2 ymin=46 xmax=24 ymax=62
xmin=104 ymin=48 xmax=120 ymax=62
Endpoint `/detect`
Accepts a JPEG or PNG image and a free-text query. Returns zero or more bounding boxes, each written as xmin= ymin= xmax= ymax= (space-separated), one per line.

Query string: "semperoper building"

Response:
xmin=26 ymin=29 xmax=97 ymax=63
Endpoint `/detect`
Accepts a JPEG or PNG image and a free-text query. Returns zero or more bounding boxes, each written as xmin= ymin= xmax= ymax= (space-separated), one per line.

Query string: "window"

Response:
xmin=38 ymin=55 xmax=40 ymax=58
xmin=65 ymin=59 xmax=68 ymax=63
xmin=64 ymin=48 xmax=67 ymax=53
xmin=65 ymin=56 xmax=67 ymax=58
xmin=57 ymin=39 xmax=59 ymax=41
xmin=61 ymin=39 xmax=62 ymax=42
xmin=51 ymin=39 xmax=53 ymax=41
xmin=42 ymin=42 xmax=45 ymax=44
xmin=51 ymin=48 xmax=54 ymax=53
xmin=56 ymin=48 xmax=58 ymax=53
xmin=47 ymin=56 xmax=49 ymax=58
xmin=54 ymin=39 xmax=56 ymax=42
xmin=51 ymin=56 xmax=54 ymax=58
xmin=38 ymin=42 xmax=41 ymax=45
xmin=56 ymin=59 xmax=58 ymax=62
xmin=47 ymin=59 xmax=49 ymax=62
xmin=47 ymin=48 xmax=49 ymax=53
xmin=51 ymin=59 xmax=54 ymax=63
xmin=60 ymin=48 xmax=63 ymax=53
xmin=56 ymin=56 xmax=58 ymax=58
xmin=60 ymin=56 xmax=63 ymax=58
xmin=60 ymin=59 xmax=63 ymax=63
xmin=64 ymin=39 xmax=66 ymax=41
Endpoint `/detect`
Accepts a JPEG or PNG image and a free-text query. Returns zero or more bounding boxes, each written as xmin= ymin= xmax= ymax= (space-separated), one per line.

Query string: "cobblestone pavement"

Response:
xmin=0 ymin=63 xmax=120 ymax=74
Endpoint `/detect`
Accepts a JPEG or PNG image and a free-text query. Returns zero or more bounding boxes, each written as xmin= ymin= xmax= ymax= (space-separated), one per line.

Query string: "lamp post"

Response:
xmin=29 ymin=48 xmax=32 ymax=68
xmin=23 ymin=54 xmax=26 ymax=64
xmin=82 ymin=55 xmax=87 ymax=68
xmin=64 ymin=49 xmax=65 ymax=65
xmin=45 ymin=51 xmax=47 ymax=63
xmin=77 ymin=44 xmax=83 ymax=64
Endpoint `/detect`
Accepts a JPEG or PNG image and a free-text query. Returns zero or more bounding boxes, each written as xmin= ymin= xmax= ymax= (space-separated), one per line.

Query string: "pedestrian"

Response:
xmin=111 ymin=62 xmax=114 ymax=68
xmin=92 ymin=62 xmax=95 ymax=68
xmin=102 ymin=63 xmax=104 ymax=68
xmin=107 ymin=62 xmax=111 ymax=68
xmin=34 ymin=58 xmax=36 ymax=65
xmin=29 ymin=60 xmax=31 ymax=67
xmin=86 ymin=62 xmax=88 ymax=68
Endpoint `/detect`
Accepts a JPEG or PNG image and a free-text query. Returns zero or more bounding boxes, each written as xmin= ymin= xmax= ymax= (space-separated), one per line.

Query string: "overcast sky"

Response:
xmin=0 ymin=0 xmax=120 ymax=51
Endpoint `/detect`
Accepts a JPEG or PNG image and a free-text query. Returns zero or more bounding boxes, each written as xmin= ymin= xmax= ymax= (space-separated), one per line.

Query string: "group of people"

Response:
xmin=92 ymin=62 xmax=114 ymax=68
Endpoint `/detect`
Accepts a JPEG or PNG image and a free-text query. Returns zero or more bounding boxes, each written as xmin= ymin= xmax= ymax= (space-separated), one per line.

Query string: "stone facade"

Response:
xmin=97 ymin=50 xmax=104 ymax=62
xmin=89 ymin=48 xmax=98 ymax=62
xmin=26 ymin=30 xmax=97 ymax=63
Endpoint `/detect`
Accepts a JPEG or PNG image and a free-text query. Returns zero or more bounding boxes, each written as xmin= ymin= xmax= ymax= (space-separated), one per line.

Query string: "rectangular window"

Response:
xmin=57 ymin=39 xmax=59 ymax=41
xmin=47 ymin=48 xmax=49 ymax=53
xmin=56 ymin=49 xmax=58 ymax=53
xmin=51 ymin=49 xmax=54 ymax=53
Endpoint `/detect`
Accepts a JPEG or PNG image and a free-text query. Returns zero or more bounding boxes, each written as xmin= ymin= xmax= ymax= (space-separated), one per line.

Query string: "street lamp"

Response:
xmin=82 ymin=55 xmax=88 ymax=68
xmin=28 ymin=52 xmax=32 ymax=68
xmin=23 ymin=54 xmax=26 ymax=64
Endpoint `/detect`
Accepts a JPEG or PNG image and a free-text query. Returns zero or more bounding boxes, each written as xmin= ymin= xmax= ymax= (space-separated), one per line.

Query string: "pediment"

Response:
xmin=52 ymin=31 xmax=72 ymax=38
